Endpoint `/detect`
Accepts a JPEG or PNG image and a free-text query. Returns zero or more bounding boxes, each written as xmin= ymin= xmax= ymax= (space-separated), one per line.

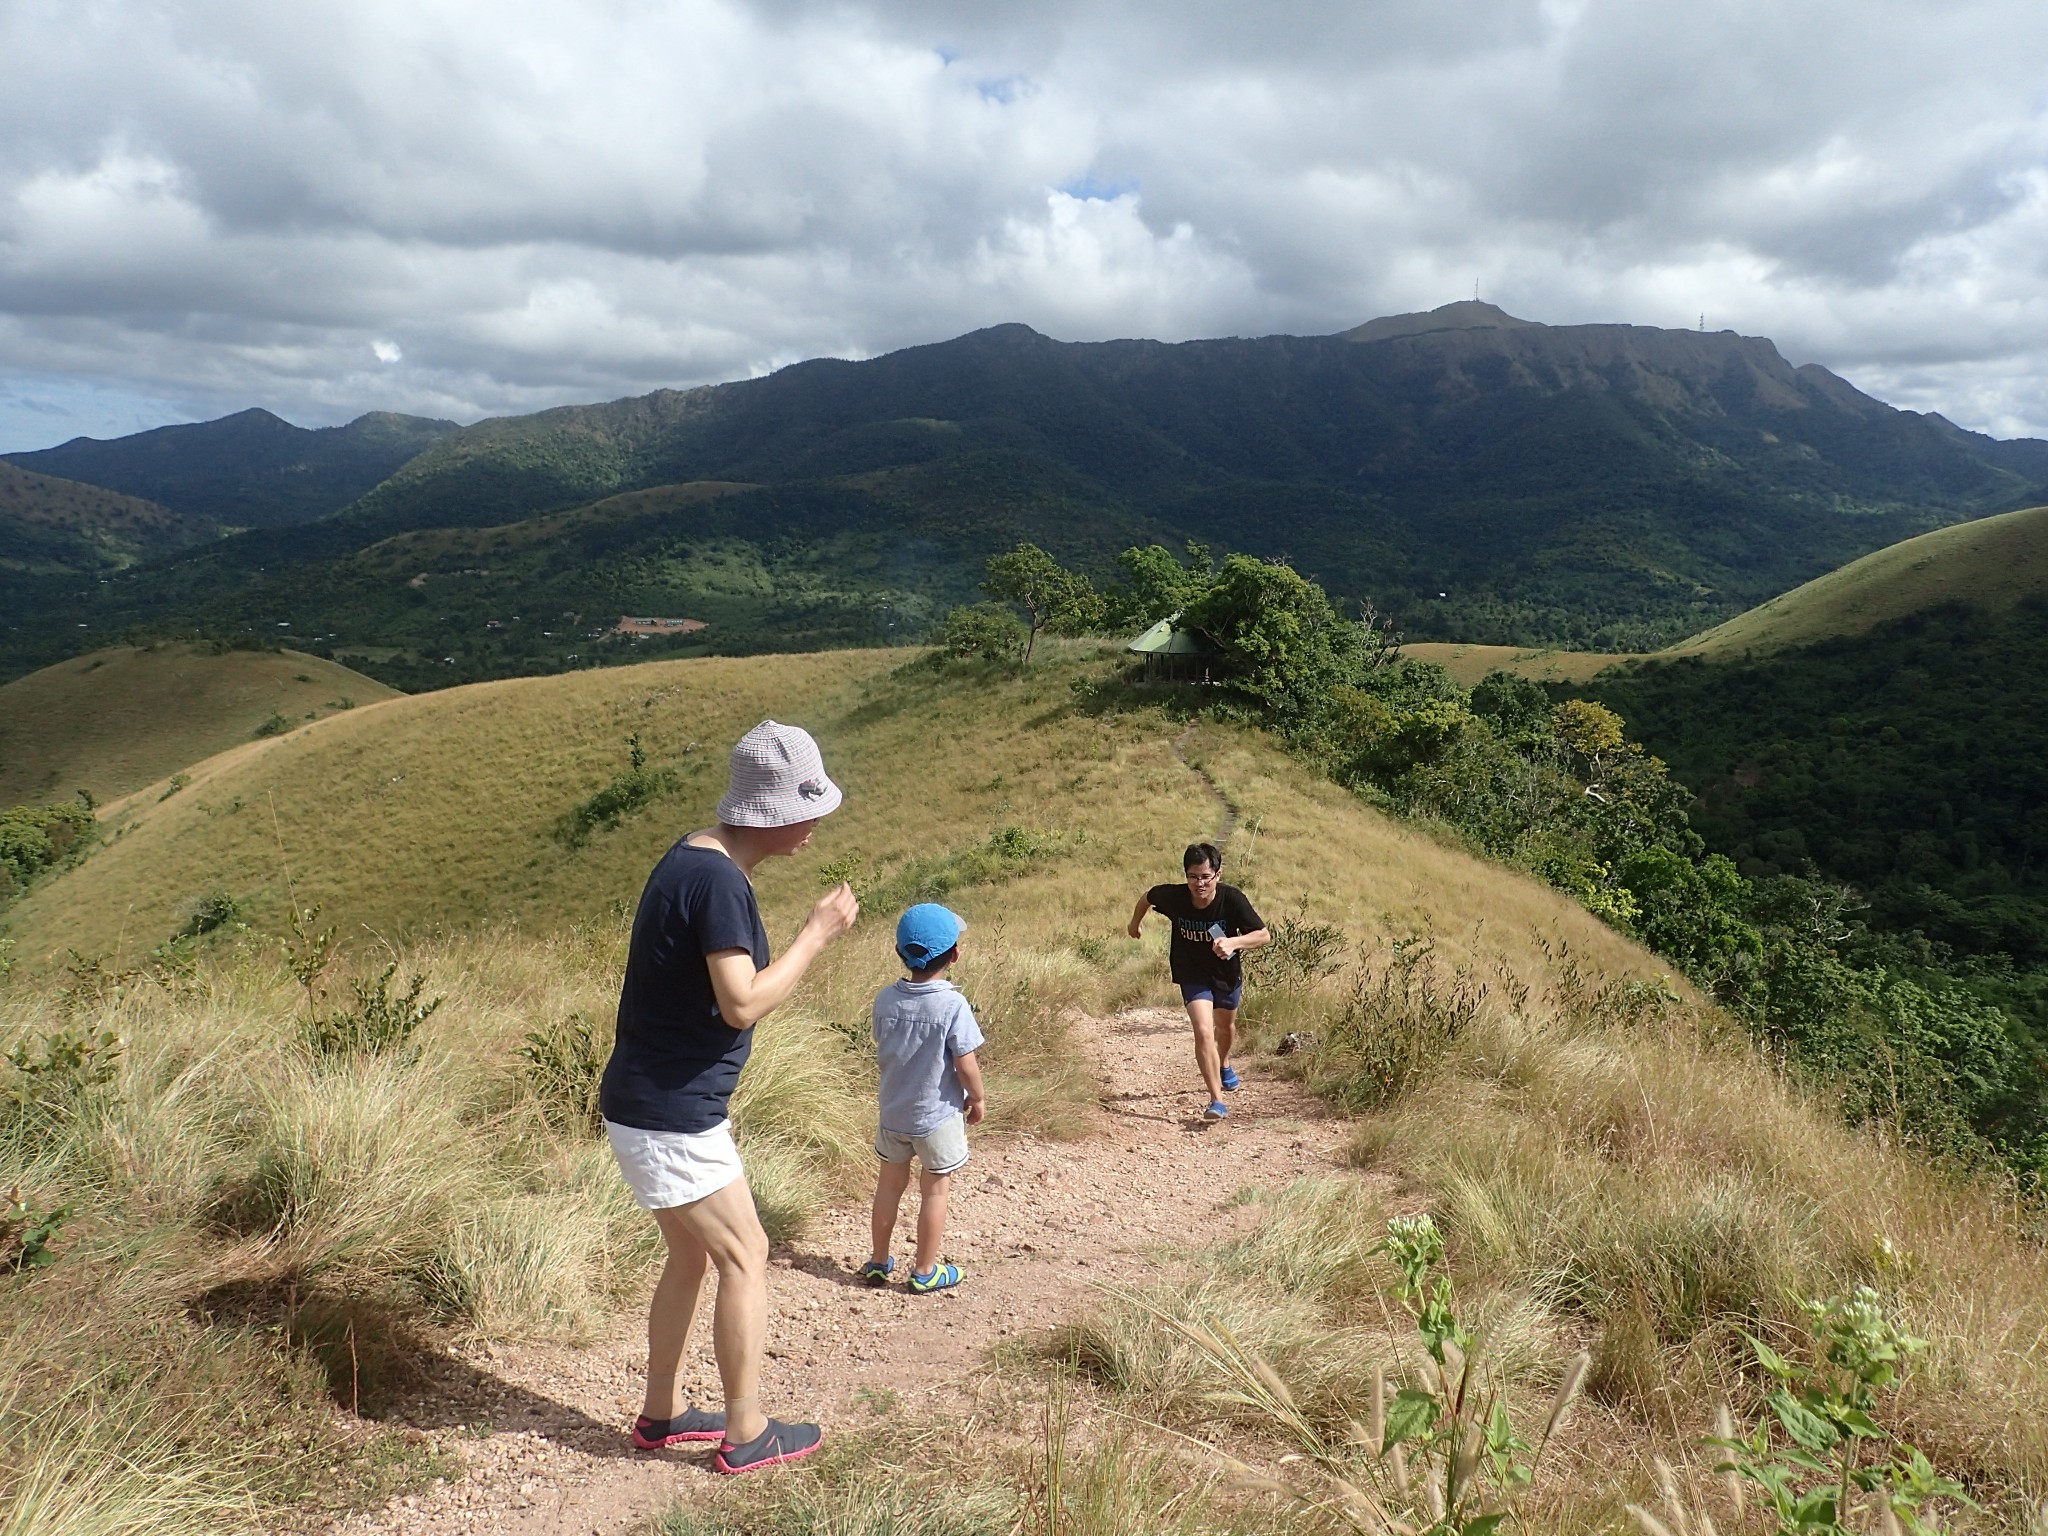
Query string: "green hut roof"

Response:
xmin=1126 ymin=615 xmax=1209 ymax=655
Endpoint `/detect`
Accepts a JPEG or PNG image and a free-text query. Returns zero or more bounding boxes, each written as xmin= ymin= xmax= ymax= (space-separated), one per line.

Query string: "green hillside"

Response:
xmin=11 ymin=304 xmax=2048 ymax=686
xmin=4 ymin=408 xmax=457 ymax=529
xmin=1665 ymin=502 xmax=2048 ymax=658
xmin=0 ymin=459 xmax=212 ymax=574
xmin=0 ymin=643 xmax=399 ymax=807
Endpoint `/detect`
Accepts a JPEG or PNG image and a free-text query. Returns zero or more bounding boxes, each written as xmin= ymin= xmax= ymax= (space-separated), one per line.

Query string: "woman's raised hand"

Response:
xmin=807 ymin=882 xmax=860 ymax=944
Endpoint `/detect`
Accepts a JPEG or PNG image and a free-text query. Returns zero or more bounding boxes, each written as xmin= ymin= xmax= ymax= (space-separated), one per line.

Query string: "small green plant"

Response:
xmin=1706 ymin=1287 xmax=1972 ymax=1536
xmin=254 ymin=711 xmax=293 ymax=738
xmin=3 ymin=1186 xmax=73 ymax=1272
xmin=554 ymin=734 xmax=679 ymax=847
xmin=282 ymin=902 xmax=337 ymax=1022
xmin=3 ymin=1027 xmax=123 ymax=1127
xmin=817 ymin=851 xmax=876 ymax=907
xmin=159 ymin=771 xmax=191 ymax=801
xmin=515 ymin=1013 xmax=606 ymax=1132
xmin=56 ymin=949 xmax=138 ymax=1013
xmin=304 ymin=965 xmax=442 ymax=1060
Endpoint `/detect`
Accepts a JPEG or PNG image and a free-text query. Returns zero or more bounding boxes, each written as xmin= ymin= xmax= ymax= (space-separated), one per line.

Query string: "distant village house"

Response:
xmin=614 ymin=616 xmax=709 ymax=638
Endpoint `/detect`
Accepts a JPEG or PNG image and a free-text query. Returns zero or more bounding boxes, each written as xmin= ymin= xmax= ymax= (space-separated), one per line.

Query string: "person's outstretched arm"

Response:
xmin=1126 ymin=892 xmax=1153 ymax=939
xmin=705 ymin=883 xmax=859 ymax=1029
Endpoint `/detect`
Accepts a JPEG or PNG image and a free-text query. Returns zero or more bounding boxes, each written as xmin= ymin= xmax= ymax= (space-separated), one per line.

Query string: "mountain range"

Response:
xmin=5 ymin=301 xmax=2045 ymax=687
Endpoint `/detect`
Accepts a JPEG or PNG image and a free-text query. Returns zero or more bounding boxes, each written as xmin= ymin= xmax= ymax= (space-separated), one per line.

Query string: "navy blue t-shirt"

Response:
xmin=600 ymin=841 xmax=770 ymax=1134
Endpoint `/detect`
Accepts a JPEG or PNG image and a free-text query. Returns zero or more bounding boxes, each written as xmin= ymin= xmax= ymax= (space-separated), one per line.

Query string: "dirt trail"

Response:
xmin=330 ymin=1008 xmax=1349 ymax=1536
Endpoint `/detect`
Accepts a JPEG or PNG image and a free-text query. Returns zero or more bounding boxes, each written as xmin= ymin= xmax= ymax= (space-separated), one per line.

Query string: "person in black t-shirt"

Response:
xmin=601 ymin=720 xmax=858 ymax=1475
xmin=1127 ymin=841 xmax=1269 ymax=1121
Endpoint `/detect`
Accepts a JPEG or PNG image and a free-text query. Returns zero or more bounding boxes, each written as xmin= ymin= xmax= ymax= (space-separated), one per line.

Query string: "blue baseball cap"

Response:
xmin=896 ymin=903 xmax=966 ymax=969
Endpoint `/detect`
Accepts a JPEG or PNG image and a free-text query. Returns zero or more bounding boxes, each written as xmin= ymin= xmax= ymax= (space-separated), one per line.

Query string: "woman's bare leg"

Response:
xmin=655 ymin=1178 xmax=771 ymax=1443
xmin=642 ymin=1209 xmax=710 ymax=1420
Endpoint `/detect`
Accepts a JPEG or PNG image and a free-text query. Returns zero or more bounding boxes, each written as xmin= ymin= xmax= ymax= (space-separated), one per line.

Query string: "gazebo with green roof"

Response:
xmin=1126 ymin=614 xmax=1214 ymax=680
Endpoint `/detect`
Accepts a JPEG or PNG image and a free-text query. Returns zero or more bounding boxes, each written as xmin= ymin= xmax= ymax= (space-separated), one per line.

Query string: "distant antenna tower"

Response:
xmin=1699 ymin=313 xmax=1705 ymax=331
xmin=1474 ymin=280 xmax=1481 ymax=301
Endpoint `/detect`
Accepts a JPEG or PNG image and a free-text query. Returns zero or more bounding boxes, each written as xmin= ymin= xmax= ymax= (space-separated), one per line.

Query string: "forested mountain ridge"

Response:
xmin=0 ymin=459 xmax=213 ymax=573
xmin=4 ymin=407 xmax=458 ymax=529
xmin=7 ymin=303 xmax=2047 ymax=687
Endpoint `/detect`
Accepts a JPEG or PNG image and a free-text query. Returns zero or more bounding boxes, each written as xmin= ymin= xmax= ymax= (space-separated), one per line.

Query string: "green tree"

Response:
xmin=1102 ymin=541 xmax=1214 ymax=628
xmin=1182 ymin=554 xmax=1364 ymax=717
xmin=982 ymin=543 xmax=1101 ymax=662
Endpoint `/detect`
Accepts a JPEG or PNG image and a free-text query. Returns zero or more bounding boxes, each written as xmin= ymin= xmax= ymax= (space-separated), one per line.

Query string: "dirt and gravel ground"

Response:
xmin=328 ymin=1006 xmax=1349 ymax=1536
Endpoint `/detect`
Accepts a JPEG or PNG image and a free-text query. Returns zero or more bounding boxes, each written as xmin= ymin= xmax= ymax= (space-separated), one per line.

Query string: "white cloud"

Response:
xmin=1 ymin=0 xmax=2045 ymax=449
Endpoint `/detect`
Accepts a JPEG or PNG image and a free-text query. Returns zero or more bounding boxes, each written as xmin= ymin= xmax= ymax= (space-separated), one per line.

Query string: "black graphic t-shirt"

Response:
xmin=1145 ymin=881 xmax=1265 ymax=991
xmin=601 ymin=841 xmax=771 ymax=1134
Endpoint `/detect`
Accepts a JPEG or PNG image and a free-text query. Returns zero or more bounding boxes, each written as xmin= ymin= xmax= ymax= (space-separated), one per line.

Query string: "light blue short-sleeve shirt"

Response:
xmin=872 ymin=978 xmax=985 ymax=1136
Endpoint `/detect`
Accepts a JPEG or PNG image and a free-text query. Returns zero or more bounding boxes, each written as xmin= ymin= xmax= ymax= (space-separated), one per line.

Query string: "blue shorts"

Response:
xmin=1179 ymin=980 xmax=1244 ymax=1012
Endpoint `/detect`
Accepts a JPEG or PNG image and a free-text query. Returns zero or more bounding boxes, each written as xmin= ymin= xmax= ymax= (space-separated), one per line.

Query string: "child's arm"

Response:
xmin=954 ymin=1050 xmax=986 ymax=1126
xmin=1126 ymin=891 xmax=1153 ymax=939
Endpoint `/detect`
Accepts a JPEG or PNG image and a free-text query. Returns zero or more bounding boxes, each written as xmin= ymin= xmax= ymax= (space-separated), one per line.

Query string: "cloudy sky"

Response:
xmin=2 ymin=0 xmax=2044 ymax=451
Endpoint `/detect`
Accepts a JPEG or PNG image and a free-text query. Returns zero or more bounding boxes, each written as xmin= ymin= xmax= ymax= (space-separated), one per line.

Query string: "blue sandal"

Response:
xmin=1220 ymin=1065 xmax=1241 ymax=1091
xmin=1202 ymin=1100 xmax=1229 ymax=1121
xmin=858 ymin=1256 xmax=894 ymax=1285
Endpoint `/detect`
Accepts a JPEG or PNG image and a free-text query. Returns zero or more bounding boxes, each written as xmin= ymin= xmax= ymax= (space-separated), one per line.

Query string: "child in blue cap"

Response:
xmin=860 ymin=903 xmax=986 ymax=1294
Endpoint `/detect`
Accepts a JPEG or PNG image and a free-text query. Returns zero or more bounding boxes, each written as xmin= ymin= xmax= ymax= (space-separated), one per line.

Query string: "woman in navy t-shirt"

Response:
xmin=601 ymin=720 xmax=857 ymax=1476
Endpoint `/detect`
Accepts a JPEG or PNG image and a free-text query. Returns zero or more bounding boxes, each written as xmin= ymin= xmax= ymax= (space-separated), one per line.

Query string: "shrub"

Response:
xmin=254 ymin=711 xmax=293 ymax=738
xmin=302 ymin=965 xmax=442 ymax=1061
xmin=3 ymin=1027 xmax=122 ymax=1138
xmin=554 ymin=734 xmax=679 ymax=847
xmin=1314 ymin=938 xmax=1487 ymax=1112
xmin=938 ymin=603 xmax=1027 ymax=663
xmin=515 ymin=1012 xmax=606 ymax=1134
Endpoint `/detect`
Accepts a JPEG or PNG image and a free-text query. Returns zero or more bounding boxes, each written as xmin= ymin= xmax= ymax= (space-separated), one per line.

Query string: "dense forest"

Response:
xmin=1579 ymin=598 xmax=2048 ymax=1065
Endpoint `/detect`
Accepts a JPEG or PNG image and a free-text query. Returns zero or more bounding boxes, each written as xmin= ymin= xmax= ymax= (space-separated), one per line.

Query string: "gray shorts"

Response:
xmin=875 ymin=1111 xmax=970 ymax=1175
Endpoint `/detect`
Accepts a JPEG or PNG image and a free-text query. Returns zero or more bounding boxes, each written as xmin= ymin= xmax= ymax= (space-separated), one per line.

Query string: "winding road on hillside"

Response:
xmin=329 ymin=1007 xmax=1348 ymax=1536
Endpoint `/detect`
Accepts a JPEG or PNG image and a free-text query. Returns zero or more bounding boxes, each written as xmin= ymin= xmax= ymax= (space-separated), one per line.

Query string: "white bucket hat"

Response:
xmin=715 ymin=720 xmax=844 ymax=827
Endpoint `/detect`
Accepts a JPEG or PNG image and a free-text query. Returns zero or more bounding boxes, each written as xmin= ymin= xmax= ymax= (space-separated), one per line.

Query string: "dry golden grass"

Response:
xmin=1402 ymin=642 xmax=1644 ymax=686
xmin=0 ymin=642 xmax=399 ymax=807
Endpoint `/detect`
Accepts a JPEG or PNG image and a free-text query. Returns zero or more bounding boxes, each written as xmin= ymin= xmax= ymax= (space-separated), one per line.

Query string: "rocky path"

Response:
xmin=332 ymin=1007 xmax=1349 ymax=1536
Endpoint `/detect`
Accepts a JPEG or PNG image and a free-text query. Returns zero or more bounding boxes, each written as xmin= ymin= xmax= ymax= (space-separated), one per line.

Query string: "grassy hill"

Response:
xmin=1664 ymin=501 xmax=2048 ymax=659
xmin=1405 ymin=502 xmax=2048 ymax=684
xmin=1402 ymin=640 xmax=1647 ymax=686
xmin=0 ymin=643 xmax=399 ymax=808
xmin=7 ymin=641 xmax=2046 ymax=1533
xmin=2 ymin=643 xmax=1652 ymax=987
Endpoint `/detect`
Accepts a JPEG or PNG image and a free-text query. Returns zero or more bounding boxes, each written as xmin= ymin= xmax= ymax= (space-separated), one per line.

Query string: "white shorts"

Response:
xmin=604 ymin=1118 xmax=746 ymax=1210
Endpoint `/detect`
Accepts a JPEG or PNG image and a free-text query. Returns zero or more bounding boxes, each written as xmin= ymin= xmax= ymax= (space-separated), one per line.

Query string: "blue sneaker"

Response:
xmin=1202 ymin=1100 xmax=1229 ymax=1121
xmin=909 ymin=1262 xmax=963 ymax=1294
xmin=858 ymin=1256 xmax=894 ymax=1286
xmin=1219 ymin=1065 xmax=1240 ymax=1091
